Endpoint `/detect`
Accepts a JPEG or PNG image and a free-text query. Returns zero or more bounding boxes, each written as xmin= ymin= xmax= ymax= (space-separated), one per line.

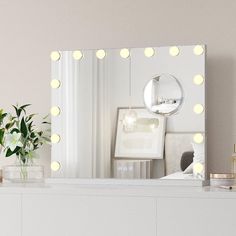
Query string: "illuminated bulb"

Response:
xmin=193 ymin=75 xmax=204 ymax=85
xmin=150 ymin=124 xmax=155 ymax=129
xmin=193 ymin=163 xmax=204 ymax=174
xmin=169 ymin=46 xmax=180 ymax=56
xmin=73 ymin=50 xmax=83 ymax=60
xmin=51 ymin=161 xmax=61 ymax=171
xmin=96 ymin=49 xmax=106 ymax=59
xmin=193 ymin=104 xmax=204 ymax=114
xmin=149 ymin=119 xmax=159 ymax=131
xmin=50 ymin=79 xmax=61 ymax=89
xmin=50 ymin=51 xmax=61 ymax=61
xmin=51 ymin=106 xmax=61 ymax=116
xmin=193 ymin=133 xmax=204 ymax=144
xmin=144 ymin=47 xmax=155 ymax=57
xmin=193 ymin=45 xmax=204 ymax=55
xmin=120 ymin=48 xmax=130 ymax=58
xmin=150 ymin=123 xmax=158 ymax=131
xmin=51 ymin=134 xmax=61 ymax=144
xmin=123 ymin=109 xmax=137 ymax=129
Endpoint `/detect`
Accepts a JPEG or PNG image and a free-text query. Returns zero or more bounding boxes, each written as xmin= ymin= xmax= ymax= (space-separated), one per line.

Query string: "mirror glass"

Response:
xmin=144 ymin=74 xmax=183 ymax=115
xmin=51 ymin=45 xmax=206 ymax=181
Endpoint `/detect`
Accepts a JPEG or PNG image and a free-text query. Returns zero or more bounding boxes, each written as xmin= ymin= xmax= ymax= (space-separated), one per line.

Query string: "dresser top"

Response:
xmin=0 ymin=179 xmax=236 ymax=198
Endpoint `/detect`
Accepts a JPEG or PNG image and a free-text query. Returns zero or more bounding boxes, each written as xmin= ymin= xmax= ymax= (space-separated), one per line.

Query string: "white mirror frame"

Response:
xmin=50 ymin=45 xmax=207 ymax=186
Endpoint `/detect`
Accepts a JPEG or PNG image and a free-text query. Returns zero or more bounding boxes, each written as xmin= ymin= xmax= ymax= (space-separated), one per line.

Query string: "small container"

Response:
xmin=3 ymin=165 xmax=44 ymax=183
xmin=210 ymin=173 xmax=236 ymax=186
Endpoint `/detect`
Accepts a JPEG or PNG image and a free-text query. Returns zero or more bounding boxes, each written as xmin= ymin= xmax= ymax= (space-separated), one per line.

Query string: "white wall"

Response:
xmin=0 ymin=0 xmax=235 ymax=175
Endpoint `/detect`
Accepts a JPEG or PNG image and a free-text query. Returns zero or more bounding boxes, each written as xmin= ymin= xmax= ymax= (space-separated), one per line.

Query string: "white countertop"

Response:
xmin=0 ymin=178 xmax=236 ymax=198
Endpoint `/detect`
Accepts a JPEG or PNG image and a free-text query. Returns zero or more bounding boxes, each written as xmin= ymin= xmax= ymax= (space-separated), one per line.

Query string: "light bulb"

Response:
xmin=193 ymin=45 xmax=204 ymax=55
xmin=50 ymin=51 xmax=61 ymax=61
xmin=144 ymin=47 xmax=155 ymax=57
xmin=96 ymin=49 xmax=106 ymax=59
xmin=193 ymin=104 xmax=204 ymax=114
xmin=150 ymin=123 xmax=157 ymax=131
xmin=169 ymin=46 xmax=180 ymax=56
xmin=193 ymin=163 xmax=204 ymax=174
xmin=51 ymin=106 xmax=61 ymax=116
xmin=51 ymin=161 xmax=61 ymax=171
xmin=73 ymin=50 xmax=83 ymax=60
xmin=193 ymin=75 xmax=204 ymax=85
xmin=51 ymin=79 xmax=61 ymax=89
xmin=51 ymin=134 xmax=61 ymax=144
xmin=149 ymin=119 xmax=159 ymax=131
xmin=120 ymin=48 xmax=130 ymax=58
xmin=193 ymin=133 xmax=204 ymax=144
xmin=123 ymin=109 xmax=137 ymax=130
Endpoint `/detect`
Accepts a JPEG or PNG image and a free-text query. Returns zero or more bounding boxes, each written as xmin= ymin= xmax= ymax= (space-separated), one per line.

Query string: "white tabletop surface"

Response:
xmin=0 ymin=178 xmax=236 ymax=198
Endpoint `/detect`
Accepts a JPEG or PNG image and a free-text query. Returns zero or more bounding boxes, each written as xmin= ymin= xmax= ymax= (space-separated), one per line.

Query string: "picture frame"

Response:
xmin=114 ymin=107 xmax=166 ymax=159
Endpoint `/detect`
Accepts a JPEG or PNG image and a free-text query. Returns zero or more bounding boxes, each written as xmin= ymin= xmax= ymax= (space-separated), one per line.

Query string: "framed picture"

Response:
xmin=114 ymin=107 xmax=166 ymax=159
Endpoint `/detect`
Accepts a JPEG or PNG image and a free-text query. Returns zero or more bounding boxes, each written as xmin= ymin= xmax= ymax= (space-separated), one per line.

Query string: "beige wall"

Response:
xmin=0 ymin=0 xmax=236 ymax=176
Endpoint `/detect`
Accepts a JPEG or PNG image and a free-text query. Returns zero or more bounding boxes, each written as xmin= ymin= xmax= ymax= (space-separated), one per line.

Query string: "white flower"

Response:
xmin=4 ymin=132 xmax=23 ymax=151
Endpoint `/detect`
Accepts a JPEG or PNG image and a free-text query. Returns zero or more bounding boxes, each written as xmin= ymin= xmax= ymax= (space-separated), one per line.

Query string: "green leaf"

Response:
xmin=10 ymin=128 xmax=20 ymax=134
xmin=28 ymin=121 xmax=34 ymax=132
xmin=20 ymin=104 xmax=31 ymax=110
xmin=20 ymin=104 xmax=31 ymax=115
xmin=20 ymin=117 xmax=28 ymax=137
xmin=5 ymin=146 xmax=21 ymax=157
xmin=26 ymin=113 xmax=36 ymax=122
xmin=5 ymin=121 xmax=15 ymax=130
xmin=33 ymin=138 xmax=39 ymax=144
xmin=0 ymin=129 xmax=4 ymax=145
xmin=12 ymin=104 xmax=31 ymax=117
xmin=43 ymin=114 xmax=50 ymax=120
xmin=12 ymin=105 xmax=21 ymax=117
xmin=0 ymin=109 xmax=7 ymax=125
xmin=42 ymin=121 xmax=51 ymax=124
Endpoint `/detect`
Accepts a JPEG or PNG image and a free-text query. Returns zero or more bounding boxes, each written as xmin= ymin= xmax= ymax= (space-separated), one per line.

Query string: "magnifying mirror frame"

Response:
xmin=143 ymin=74 xmax=184 ymax=116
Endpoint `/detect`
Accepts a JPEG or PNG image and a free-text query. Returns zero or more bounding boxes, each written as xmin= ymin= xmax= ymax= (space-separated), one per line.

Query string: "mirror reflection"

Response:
xmin=51 ymin=45 xmax=206 ymax=180
xmin=144 ymin=74 xmax=183 ymax=115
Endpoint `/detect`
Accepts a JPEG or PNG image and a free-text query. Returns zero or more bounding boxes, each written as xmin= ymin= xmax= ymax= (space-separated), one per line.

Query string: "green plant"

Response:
xmin=0 ymin=104 xmax=50 ymax=165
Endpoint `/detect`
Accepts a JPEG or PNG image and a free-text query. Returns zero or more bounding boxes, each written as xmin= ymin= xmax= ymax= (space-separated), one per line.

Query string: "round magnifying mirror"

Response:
xmin=143 ymin=74 xmax=183 ymax=115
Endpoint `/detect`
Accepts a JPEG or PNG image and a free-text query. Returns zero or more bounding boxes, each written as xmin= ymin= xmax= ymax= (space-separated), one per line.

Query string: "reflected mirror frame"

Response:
xmin=143 ymin=74 xmax=184 ymax=116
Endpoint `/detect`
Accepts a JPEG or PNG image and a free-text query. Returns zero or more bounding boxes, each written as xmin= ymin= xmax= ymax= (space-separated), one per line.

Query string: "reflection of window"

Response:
xmin=123 ymin=118 xmax=159 ymax=133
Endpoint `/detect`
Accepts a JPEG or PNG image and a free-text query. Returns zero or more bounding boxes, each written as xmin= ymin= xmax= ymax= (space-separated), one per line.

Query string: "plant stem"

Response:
xmin=20 ymin=164 xmax=28 ymax=180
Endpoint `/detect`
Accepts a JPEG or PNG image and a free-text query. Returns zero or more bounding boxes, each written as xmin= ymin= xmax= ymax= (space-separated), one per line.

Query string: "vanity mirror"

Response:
xmin=51 ymin=45 xmax=206 ymax=181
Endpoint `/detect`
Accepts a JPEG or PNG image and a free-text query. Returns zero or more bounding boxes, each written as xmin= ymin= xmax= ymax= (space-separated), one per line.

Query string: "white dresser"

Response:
xmin=0 ymin=181 xmax=235 ymax=236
